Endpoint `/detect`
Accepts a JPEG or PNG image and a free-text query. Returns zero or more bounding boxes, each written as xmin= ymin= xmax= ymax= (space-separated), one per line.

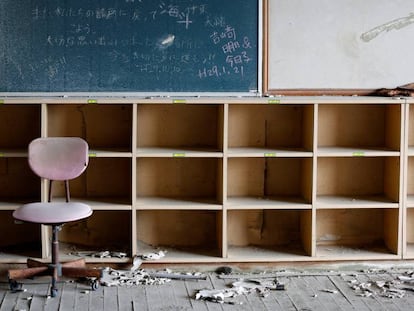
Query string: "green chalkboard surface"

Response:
xmin=0 ymin=0 xmax=258 ymax=93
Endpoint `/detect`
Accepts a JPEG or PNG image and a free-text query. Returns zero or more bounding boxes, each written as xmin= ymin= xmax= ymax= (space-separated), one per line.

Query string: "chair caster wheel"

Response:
xmin=51 ymin=288 xmax=58 ymax=297
xmin=90 ymin=279 xmax=99 ymax=291
xmin=9 ymin=280 xmax=22 ymax=292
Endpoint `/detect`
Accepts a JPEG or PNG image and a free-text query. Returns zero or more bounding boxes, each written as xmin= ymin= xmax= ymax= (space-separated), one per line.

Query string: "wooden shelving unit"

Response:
xmin=404 ymin=99 xmax=414 ymax=258
xmin=0 ymin=96 xmax=410 ymax=263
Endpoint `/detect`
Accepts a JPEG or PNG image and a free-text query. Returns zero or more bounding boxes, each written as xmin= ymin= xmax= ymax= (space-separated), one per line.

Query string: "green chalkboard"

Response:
xmin=0 ymin=0 xmax=258 ymax=93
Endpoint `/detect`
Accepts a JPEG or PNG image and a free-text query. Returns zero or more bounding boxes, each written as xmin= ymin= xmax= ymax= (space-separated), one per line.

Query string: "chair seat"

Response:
xmin=13 ymin=202 xmax=92 ymax=224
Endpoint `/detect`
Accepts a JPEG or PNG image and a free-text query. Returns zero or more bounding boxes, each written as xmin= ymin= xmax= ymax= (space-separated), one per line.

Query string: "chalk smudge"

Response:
xmin=361 ymin=12 xmax=414 ymax=42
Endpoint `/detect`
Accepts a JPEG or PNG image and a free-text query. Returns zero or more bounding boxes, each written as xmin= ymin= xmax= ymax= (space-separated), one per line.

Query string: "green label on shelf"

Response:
xmin=264 ymin=152 xmax=276 ymax=157
xmin=88 ymin=152 xmax=97 ymax=157
xmin=352 ymin=151 xmax=365 ymax=157
xmin=173 ymin=152 xmax=186 ymax=157
xmin=87 ymin=99 xmax=98 ymax=104
xmin=173 ymin=99 xmax=186 ymax=104
xmin=0 ymin=99 xmax=4 ymax=104
xmin=0 ymin=152 xmax=3 ymax=157
xmin=268 ymin=99 xmax=280 ymax=104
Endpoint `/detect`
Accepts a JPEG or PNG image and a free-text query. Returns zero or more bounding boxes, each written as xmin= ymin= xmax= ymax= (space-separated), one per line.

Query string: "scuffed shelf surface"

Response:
xmin=316 ymin=245 xmax=398 ymax=260
xmin=316 ymin=195 xmax=399 ymax=209
xmin=136 ymin=241 xmax=221 ymax=263
xmin=136 ymin=197 xmax=222 ymax=210
xmin=226 ymin=196 xmax=311 ymax=209
xmin=227 ymin=245 xmax=310 ymax=261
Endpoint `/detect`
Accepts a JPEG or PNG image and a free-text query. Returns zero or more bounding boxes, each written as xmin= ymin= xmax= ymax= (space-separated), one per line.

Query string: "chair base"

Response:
xmin=8 ymin=258 xmax=103 ymax=297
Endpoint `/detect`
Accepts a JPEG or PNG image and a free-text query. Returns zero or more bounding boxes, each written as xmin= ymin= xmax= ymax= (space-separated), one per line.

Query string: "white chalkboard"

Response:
xmin=266 ymin=0 xmax=414 ymax=92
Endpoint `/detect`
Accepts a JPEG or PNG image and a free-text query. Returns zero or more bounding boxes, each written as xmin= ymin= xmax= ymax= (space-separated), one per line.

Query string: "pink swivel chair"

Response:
xmin=8 ymin=137 xmax=102 ymax=297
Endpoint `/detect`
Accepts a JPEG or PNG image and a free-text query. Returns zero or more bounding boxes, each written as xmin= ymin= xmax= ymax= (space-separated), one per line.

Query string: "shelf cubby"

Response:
xmin=317 ymin=104 xmax=401 ymax=156
xmin=50 ymin=157 xmax=132 ymax=209
xmin=0 ymin=104 xmax=41 ymax=155
xmin=406 ymin=157 xmax=414 ymax=207
xmin=59 ymin=210 xmax=132 ymax=262
xmin=137 ymin=104 xmax=223 ymax=156
xmin=407 ymin=103 xmax=414 ymax=155
xmin=316 ymin=208 xmax=399 ymax=259
xmin=136 ymin=210 xmax=222 ymax=261
xmin=405 ymin=208 xmax=414 ymax=258
xmin=47 ymin=104 xmax=133 ymax=154
xmin=316 ymin=157 xmax=400 ymax=208
xmin=0 ymin=211 xmax=42 ymax=262
xmin=0 ymin=157 xmax=40 ymax=208
xmin=136 ymin=157 xmax=223 ymax=208
xmin=226 ymin=209 xmax=312 ymax=260
xmin=228 ymin=104 xmax=313 ymax=156
xmin=226 ymin=157 xmax=312 ymax=208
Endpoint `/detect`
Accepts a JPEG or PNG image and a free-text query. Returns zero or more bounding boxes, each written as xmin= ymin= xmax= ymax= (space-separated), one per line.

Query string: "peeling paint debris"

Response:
xmin=195 ymin=278 xmax=285 ymax=303
xmin=347 ymin=270 xmax=414 ymax=299
xmin=101 ymin=267 xmax=171 ymax=286
xmin=195 ymin=287 xmax=248 ymax=304
xmin=140 ymin=250 xmax=167 ymax=260
xmin=100 ymin=256 xmax=205 ymax=287
xmin=68 ymin=250 xmax=127 ymax=258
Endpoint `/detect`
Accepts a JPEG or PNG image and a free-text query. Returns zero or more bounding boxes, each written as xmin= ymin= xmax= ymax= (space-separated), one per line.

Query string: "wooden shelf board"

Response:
xmin=228 ymin=147 xmax=312 ymax=158
xmin=316 ymin=245 xmax=398 ymax=260
xmin=136 ymin=197 xmax=222 ymax=210
xmin=317 ymin=146 xmax=399 ymax=157
xmin=0 ymin=200 xmax=38 ymax=210
xmin=136 ymin=147 xmax=222 ymax=157
xmin=407 ymin=147 xmax=414 ymax=156
xmin=406 ymin=195 xmax=414 ymax=207
xmin=316 ymin=195 xmax=399 ymax=209
xmin=0 ymin=254 xmax=41 ymax=264
xmin=227 ymin=245 xmax=310 ymax=261
xmin=226 ymin=196 xmax=311 ymax=209
xmin=0 ymin=149 xmax=27 ymax=157
xmin=136 ymin=241 xmax=221 ymax=263
xmin=52 ymin=197 xmax=132 ymax=210
xmin=88 ymin=149 xmax=132 ymax=157
xmin=404 ymin=243 xmax=414 ymax=259
xmin=58 ymin=243 xmax=131 ymax=263
xmin=0 ymin=243 xmax=42 ymax=263
xmin=0 ymin=95 xmax=405 ymax=105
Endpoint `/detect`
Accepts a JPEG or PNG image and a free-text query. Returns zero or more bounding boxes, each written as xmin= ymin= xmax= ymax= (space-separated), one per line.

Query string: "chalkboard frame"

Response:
xmin=0 ymin=0 xmax=262 ymax=96
xmin=263 ymin=0 xmax=414 ymax=96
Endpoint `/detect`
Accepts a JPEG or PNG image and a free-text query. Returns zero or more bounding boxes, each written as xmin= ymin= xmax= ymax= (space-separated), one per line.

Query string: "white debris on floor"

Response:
xmin=100 ymin=255 xmax=206 ymax=287
xmin=195 ymin=278 xmax=285 ymax=304
xmin=348 ymin=269 xmax=414 ymax=299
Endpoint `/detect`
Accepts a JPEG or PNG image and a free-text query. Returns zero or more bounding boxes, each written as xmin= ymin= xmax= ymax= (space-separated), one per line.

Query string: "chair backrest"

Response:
xmin=28 ymin=137 xmax=89 ymax=181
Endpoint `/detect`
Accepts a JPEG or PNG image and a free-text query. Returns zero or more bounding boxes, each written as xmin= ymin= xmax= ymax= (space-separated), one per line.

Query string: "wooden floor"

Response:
xmin=1 ymin=264 xmax=414 ymax=310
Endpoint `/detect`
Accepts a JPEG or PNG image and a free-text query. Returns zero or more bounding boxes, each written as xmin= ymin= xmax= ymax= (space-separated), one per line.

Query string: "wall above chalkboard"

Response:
xmin=264 ymin=0 xmax=414 ymax=95
xmin=0 ymin=0 xmax=258 ymax=94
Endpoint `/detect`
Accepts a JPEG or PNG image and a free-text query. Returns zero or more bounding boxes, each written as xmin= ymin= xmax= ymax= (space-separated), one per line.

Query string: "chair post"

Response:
xmin=64 ymin=180 xmax=70 ymax=203
xmin=50 ymin=224 xmax=61 ymax=297
xmin=48 ymin=180 xmax=53 ymax=202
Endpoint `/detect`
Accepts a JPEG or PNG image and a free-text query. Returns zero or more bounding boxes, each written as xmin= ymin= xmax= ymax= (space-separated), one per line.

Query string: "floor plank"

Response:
xmin=103 ymin=286 xmax=119 ymax=311
xmin=59 ymin=282 xmax=77 ymax=311
xmin=314 ymin=275 xmax=353 ymax=310
xmin=329 ymin=274 xmax=372 ymax=311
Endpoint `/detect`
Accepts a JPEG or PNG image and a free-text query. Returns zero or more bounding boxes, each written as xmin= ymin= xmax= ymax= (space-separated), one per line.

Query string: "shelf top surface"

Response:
xmin=0 ymin=95 xmax=407 ymax=105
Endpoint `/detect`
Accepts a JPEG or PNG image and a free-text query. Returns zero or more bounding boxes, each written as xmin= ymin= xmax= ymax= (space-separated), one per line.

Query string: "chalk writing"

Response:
xmin=198 ymin=23 xmax=253 ymax=81
xmin=1 ymin=0 xmax=258 ymax=92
